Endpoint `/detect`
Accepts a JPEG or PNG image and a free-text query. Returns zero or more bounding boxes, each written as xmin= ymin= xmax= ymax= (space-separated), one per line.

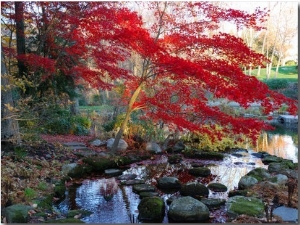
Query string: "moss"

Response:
xmin=228 ymin=190 xmax=248 ymax=197
xmin=281 ymin=159 xmax=296 ymax=169
xmin=54 ymin=183 xmax=66 ymax=199
xmin=67 ymin=164 xmax=93 ymax=178
xmin=37 ymin=195 xmax=54 ymax=210
xmin=183 ymin=150 xmax=224 ymax=160
xmin=227 ymin=196 xmax=264 ymax=218
xmin=247 ymin=168 xmax=270 ymax=182
xmin=83 ymin=156 xmax=117 ymax=172
xmin=138 ymin=197 xmax=165 ymax=222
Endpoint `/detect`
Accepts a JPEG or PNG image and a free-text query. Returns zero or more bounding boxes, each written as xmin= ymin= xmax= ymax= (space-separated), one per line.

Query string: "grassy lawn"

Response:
xmin=249 ymin=66 xmax=298 ymax=82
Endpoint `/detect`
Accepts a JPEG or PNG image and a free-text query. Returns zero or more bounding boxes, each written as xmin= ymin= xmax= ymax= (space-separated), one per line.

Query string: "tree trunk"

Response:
xmin=111 ymin=83 xmax=143 ymax=153
xmin=15 ymin=2 xmax=27 ymax=78
xmin=1 ymin=51 xmax=21 ymax=144
xmin=70 ymin=88 xmax=80 ymax=115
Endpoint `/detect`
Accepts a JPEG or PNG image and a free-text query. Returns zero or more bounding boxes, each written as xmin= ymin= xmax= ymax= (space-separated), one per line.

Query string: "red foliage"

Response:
xmin=3 ymin=2 xmax=297 ymax=143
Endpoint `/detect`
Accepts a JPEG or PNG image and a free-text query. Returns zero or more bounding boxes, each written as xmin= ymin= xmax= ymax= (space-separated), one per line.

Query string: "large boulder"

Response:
xmin=168 ymin=196 xmax=209 ymax=222
xmin=138 ymin=197 xmax=165 ymax=222
xmin=180 ymin=182 xmax=209 ymax=199
xmin=268 ymin=162 xmax=289 ymax=173
xmin=4 ymin=204 xmax=33 ymax=223
xmin=146 ymin=142 xmax=162 ymax=154
xmin=238 ymin=175 xmax=258 ymax=190
xmin=107 ymin=138 xmax=128 ymax=151
xmin=157 ymin=177 xmax=181 ymax=191
xmin=261 ymin=155 xmax=283 ymax=165
xmin=226 ymin=196 xmax=264 ymax=219
xmin=246 ymin=167 xmax=271 ymax=181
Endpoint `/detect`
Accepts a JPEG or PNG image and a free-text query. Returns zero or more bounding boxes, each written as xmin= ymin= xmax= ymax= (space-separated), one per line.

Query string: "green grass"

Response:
xmin=249 ymin=66 xmax=298 ymax=82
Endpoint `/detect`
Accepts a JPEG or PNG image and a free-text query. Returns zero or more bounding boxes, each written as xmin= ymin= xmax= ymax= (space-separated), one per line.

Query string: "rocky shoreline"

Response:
xmin=1 ymin=137 xmax=298 ymax=223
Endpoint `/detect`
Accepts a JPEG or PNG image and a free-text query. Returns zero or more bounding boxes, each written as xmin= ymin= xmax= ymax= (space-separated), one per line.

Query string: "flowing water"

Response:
xmin=56 ymin=125 xmax=298 ymax=223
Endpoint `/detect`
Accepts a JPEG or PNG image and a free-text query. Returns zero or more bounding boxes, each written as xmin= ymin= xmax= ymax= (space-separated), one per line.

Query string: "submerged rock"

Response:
xmin=138 ymin=197 xmax=165 ymax=222
xmin=168 ymin=196 xmax=209 ymax=222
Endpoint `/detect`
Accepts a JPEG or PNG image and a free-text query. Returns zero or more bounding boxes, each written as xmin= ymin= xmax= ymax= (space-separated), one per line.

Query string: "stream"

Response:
xmin=55 ymin=125 xmax=298 ymax=223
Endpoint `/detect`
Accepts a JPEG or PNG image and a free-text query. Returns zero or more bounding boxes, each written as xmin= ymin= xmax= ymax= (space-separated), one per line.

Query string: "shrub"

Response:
xmin=70 ymin=116 xmax=92 ymax=135
xmin=24 ymin=188 xmax=36 ymax=200
xmin=264 ymin=79 xmax=289 ymax=90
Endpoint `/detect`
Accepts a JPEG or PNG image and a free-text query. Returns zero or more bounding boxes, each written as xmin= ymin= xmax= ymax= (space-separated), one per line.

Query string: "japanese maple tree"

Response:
xmin=3 ymin=2 xmax=297 ymax=152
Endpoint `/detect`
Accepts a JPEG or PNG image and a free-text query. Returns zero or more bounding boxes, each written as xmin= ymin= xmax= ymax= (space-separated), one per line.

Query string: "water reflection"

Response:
xmin=256 ymin=132 xmax=298 ymax=162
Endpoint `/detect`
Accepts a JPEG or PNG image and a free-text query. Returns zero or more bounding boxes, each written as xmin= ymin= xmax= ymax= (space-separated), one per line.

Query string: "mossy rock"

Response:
xmin=281 ymin=159 xmax=297 ymax=170
xmin=261 ymin=155 xmax=283 ymax=165
xmin=200 ymin=198 xmax=226 ymax=209
xmin=46 ymin=218 xmax=84 ymax=223
xmin=180 ymin=182 xmax=209 ymax=199
xmin=4 ymin=204 xmax=33 ymax=223
xmin=247 ymin=167 xmax=271 ymax=182
xmin=228 ymin=190 xmax=248 ymax=197
xmin=268 ymin=162 xmax=289 ymax=173
xmin=67 ymin=164 xmax=93 ymax=178
xmin=138 ymin=197 xmax=165 ymax=222
xmin=188 ymin=167 xmax=211 ymax=177
xmin=54 ymin=182 xmax=66 ymax=199
xmin=226 ymin=196 xmax=264 ymax=219
xmin=66 ymin=209 xmax=93 ymax=218
xmin=238 ymin=175 xmax=258 ymax=190
xmin=207 ymin=183 xmax=227 ymax=192
xmin=83 ymin=156 xmax=117 ymax=172
xmin=37 ymin=195 xmax=54 ymax=210
xmin=139 ymin=192 xmax=159 ymax=199
xmin=184 ymin=150 xmax=224 ymax=160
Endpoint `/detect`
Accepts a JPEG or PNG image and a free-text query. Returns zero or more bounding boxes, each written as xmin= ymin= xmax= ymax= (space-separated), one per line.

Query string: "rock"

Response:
xmin=139 ymin=192 xmax=159 ymax=199
xmin=226 ymin=196 xmax=264 ymax=219
xmin=133 ymin=184 xmax=156 ymax=193
xmin=188 ymin=167 xmax=211 ymax=177
xmin=121 ymin=179 xmax=145 ymax=185
xmin=166 ymin=196 xmax=178 ymax=205
xmin=268 ymin=162 xmax=289 ymax=173
xmin=146 ymin=142 xmax=162 ymax=154
xmin=138 ymin=197 xmax=165 ymax=222
xmin=172 ymin=141 xmax=185 ymax=153
xmin=273 ymin=206 xmax=298 ymax=223
xmin=61 ymin=163 xmax=78 ymax=176
xmin=4 ymin=204 xmax=33 ymax=223
xmin=90 ymin=139 xmax=105 ymax=146
xmin=200 ymin=198 xmax=226 ymax=209
xmin=207 ymin=183 xmax=227 ymax=192
xmin=262 ymin=155 xmax=283 ymax=165
xmin=157 ymin=177 xmax=181 ymax=191
xmin=106 ymin=138 xmax=128 ymax=151
xmin=82 ymin=156 xmax=116 ymax=172
xmin=168 ymin=154 xmax=182 ymax=164
xmin=251 ymin=152 xmax=264 ymax=158
xmin=228 ymin=190 xmax=248 ymax=197
xmin=168 ymin=196 xmax=209 ymax=222
xmin=238 ymin=175 xmax=258 ymax=190
xmin=231 ymin=153 xmax=244 ymax=158
xmin=180 ymin=182 xmax=209 ymax=199
xmin=246 ymin=167 xmax=271 ymax=181
xmin=104 ymin=168 xmax=123 ymax=177
xmin=117 ymin=174 xmax=137 ymax=180
xmin=66 ymin=210 xmax=93 ymax=218
xmin=269 ymin=174 xmax=288 ymax=185
xmin=183 ymin=150 xmax=224 ymax=160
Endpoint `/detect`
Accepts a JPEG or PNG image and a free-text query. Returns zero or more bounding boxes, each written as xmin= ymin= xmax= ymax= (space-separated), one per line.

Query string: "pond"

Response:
xmin=55 ymin=125 xmax=298 ymax=223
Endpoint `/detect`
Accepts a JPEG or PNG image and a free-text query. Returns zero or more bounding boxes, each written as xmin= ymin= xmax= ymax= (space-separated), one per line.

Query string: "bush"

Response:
xmin=70 ymin=116 xmax=92 ymax=135
xmin=264 ymin=79 xmax=289 ymax=90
